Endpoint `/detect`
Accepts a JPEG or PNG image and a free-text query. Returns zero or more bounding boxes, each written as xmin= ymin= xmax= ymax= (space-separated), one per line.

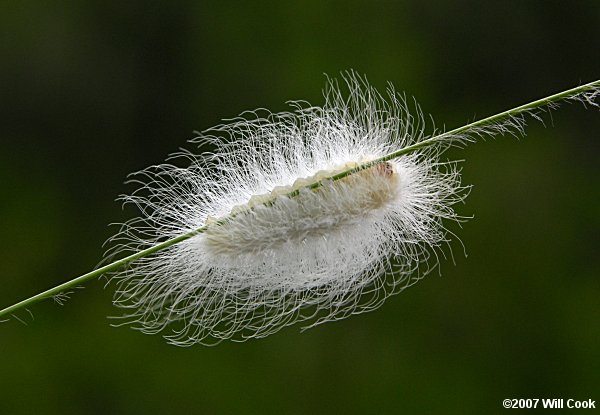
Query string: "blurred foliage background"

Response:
xmin=1 ymin=1 xmax=599 ymax=414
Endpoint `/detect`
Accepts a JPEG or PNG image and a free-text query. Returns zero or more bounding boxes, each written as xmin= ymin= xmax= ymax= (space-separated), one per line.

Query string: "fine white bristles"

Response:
xmin=1 ymin=73 xmax=598 ymax=343
xmin=105 ymin=73 xmax=468 ymax=345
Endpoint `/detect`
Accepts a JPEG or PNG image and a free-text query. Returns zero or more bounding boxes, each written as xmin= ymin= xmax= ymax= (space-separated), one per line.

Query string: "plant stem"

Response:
xmin=329 ymin=79 xmax=600 ymax=180
xmin=1 ymin=79 xmax=598 ymax=320
xmin=0 ymin=228 xmax=206 ymax=319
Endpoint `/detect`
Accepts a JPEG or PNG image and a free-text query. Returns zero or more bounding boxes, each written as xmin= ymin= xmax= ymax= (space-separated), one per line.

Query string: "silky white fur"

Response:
xmin=108 ymin=73 xmax=467 ymax=346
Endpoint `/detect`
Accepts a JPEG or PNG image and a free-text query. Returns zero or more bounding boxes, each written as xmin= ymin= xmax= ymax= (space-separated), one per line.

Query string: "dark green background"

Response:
xmin=1 ymin=1 xmax=598 ymax=414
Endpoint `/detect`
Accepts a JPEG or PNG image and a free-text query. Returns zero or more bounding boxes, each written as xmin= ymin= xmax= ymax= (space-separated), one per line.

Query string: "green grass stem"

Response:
xmin=1 ymin=79 xmax=598 ymax=320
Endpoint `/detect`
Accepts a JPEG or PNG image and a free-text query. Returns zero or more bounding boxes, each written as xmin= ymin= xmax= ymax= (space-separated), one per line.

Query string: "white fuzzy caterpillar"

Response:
xmin=107 ymin=73 xmax=469 ymax=345
xmin=107 ymin=73 xmax=467 ymax=346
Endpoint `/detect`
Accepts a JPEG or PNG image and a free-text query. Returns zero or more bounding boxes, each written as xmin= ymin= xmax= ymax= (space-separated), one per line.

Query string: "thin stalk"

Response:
xmin=328 ymin=79 xmax=600 ymax=181
xmin=0 ymin=229 xmax=206 ymax=318
xmin=1 ymin=79 xmax=598 ymax=320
